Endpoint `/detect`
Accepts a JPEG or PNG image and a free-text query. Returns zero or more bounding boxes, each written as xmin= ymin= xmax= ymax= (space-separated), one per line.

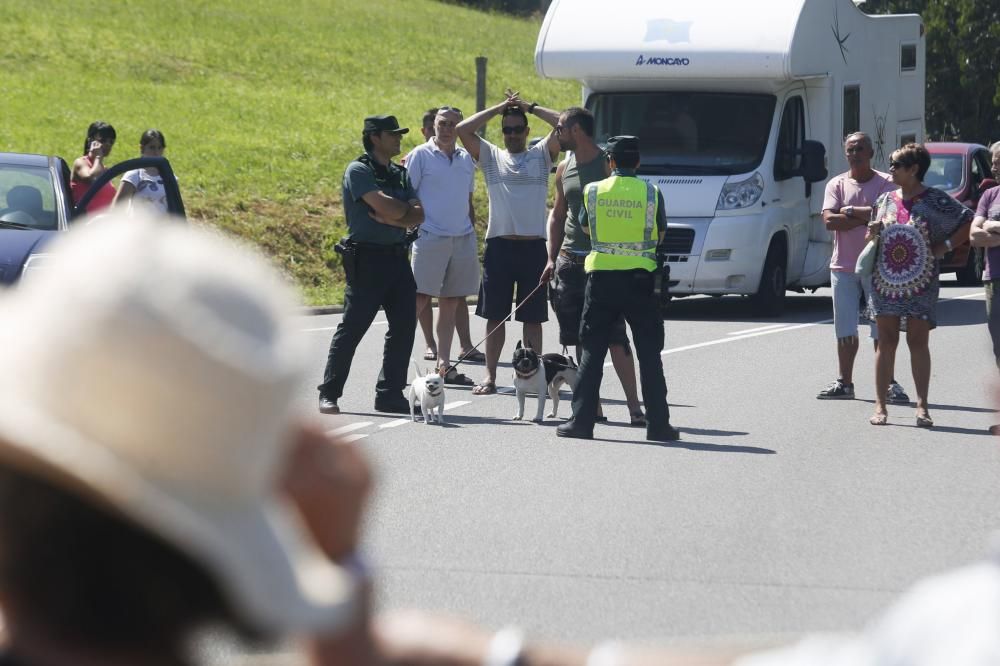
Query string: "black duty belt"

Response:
xmin=354 ymin=242 xmax=409 ymax=257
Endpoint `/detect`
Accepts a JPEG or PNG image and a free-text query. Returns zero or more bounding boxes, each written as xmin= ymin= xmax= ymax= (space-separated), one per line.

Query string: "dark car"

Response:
xmin=0 ymin=153 xmax=184 ymax=285
xmin=925 ymin=141 xmax=993 ymax=285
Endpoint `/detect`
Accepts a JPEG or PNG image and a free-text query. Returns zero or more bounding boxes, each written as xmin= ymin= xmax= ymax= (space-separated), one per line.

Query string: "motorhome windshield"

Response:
xmin=587 ymin=92 xmax=776 ymax=175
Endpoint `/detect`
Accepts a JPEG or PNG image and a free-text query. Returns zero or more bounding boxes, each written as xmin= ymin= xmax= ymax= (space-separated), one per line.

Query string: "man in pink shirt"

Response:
xmin=817 ymin=132 xmax=908 ymax=402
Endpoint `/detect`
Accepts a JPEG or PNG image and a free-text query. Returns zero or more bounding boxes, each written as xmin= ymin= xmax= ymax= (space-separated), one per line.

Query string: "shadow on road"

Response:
xmin=680 ymin=426 xmax=750 ymax=437
xmin=663 ymin=294 xmax=830 ymax=323
xmin=936 ymin=297 xmax=987 ymax=326
xmin=582 ymin=436 xmax=775 ymax=454
xmin=855 ymin=399 xmax=995 ymax=414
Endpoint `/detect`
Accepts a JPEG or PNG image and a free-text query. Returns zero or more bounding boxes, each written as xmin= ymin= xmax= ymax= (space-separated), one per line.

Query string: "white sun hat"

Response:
xmin=0 ymin=213 xmax=359 ymax=635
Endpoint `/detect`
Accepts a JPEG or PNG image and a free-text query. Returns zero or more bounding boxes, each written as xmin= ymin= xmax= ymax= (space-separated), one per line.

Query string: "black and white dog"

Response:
xmin=511 ymin=341 xmax=547 ymax=422
xmin=511 ymin=343 xmax=581 ymax=422
xmin=541 ymin=352 xmax=578 ymax=418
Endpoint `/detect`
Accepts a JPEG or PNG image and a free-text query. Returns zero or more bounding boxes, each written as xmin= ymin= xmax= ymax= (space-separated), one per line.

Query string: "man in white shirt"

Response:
xmin=456 ymin=93 xmax=561 ymax=395
xmin=405 ymin=107 xmax=479 ymax=384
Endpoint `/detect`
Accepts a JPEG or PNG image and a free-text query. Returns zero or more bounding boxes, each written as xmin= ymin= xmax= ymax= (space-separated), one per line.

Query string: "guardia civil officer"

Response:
xmin=556 ymin=136 xmax=680 ymax=441
xmin=318 ymin=115 xmax=424 ymax=415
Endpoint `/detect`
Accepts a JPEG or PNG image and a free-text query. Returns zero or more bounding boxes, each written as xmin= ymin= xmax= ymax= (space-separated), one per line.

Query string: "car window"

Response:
xmin=973 ymin=149 xmax=992 ymax=185
xmin=924 ymin=153 xmax=963 ymax=193
xmin=0 ymin=165 xmax=58 ymax=230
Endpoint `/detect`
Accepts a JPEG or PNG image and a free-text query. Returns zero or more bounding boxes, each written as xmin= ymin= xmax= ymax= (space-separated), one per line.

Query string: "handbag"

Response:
xmin=856 ymin=236 xmax=879 ymax=278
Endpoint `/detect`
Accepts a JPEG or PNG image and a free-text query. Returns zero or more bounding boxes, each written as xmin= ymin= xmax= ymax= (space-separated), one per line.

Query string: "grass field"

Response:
xmin=0 ymin=0 xmax=580 ymax=304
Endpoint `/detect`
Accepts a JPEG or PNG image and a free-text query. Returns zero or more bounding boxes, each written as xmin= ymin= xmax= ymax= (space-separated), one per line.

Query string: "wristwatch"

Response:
xmin=944 ymin=238 xmax=953 ymax=251
xmin=843 ymin=205 xmax=854 ymax=218
xmin=527 ymin=102 xmax=538 ymax=114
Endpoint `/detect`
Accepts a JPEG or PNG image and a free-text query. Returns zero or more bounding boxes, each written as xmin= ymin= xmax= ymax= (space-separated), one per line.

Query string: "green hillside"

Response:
xmin=0 ymin=0 xmax=579 ymax=304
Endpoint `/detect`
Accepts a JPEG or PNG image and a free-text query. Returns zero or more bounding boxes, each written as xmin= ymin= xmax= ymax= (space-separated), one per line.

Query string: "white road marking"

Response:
xmin=327 ymin=421 xmax=373 ymax=436
xmin=302 ymin=320 xmax=387 ymax=333
xmin=341 ymin=433 xmax=368 ymax=443
xmin=378 ymin=400 xmax=472 ymax=428
xmin=603 ymin=317 xmax=834 ymax=367
xmin=944 ymin=292 xmax=985 ymax=301
xmin=728 ymin=323 xmax=789 ymax=336
xmin=662 ymin=319 xmax=833 ymax=357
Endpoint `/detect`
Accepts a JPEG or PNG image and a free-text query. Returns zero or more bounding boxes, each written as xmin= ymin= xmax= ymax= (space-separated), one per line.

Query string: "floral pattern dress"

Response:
xmin=868 ymin=187 xmax=973 ymax=328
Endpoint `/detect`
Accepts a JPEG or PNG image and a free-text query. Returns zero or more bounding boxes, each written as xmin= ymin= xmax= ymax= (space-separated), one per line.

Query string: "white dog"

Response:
xmin=511 ymin=341 xmax=547 ymax=423
xmin=409 ymin=361 xmax=446 ymax=424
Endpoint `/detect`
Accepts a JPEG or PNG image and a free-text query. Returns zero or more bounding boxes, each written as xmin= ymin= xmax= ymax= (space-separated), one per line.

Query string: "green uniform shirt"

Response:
xmin=342 ymin=153 xmax=415 ymax=245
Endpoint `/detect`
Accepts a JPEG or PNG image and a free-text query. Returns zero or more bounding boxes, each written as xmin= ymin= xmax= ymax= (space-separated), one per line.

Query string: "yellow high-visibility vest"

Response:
xmin=583 ymin=175 xmax=658 ymax=273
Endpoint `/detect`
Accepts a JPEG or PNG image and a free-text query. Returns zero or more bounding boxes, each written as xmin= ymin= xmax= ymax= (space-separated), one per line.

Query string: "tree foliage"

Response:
xmin=861 ymin=0 xmax=1000 ymax=142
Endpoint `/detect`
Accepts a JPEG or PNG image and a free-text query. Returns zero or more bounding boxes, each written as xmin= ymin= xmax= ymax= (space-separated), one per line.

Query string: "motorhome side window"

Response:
xmin=900 ymin=44 xmax=917 ymax=73
xmin=843 ymin=86 xmax=860 ymax=137
xmin=774 ymin=96 xmax=804 ymax=181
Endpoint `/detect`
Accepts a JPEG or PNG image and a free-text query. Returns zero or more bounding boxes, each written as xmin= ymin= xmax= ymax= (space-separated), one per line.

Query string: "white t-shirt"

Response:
xmin=122 ymin=168 xmax=167 ymax=213
xmin=405 ymin=138 xmax=476 ymax=237
xmin=479 ymin=137 xmax=552 ymax=239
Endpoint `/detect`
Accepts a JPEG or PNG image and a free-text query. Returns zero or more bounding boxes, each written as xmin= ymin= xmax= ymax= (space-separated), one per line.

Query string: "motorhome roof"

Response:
xmin=535 ymin=0 xmax=911 ymax=86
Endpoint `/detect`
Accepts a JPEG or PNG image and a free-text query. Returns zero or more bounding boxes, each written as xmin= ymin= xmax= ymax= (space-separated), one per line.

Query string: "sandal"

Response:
xmin=423 ymin=348 xmax=438 ymax=361
xmin=630 ymin=410 xmax=647 ymax=427
xmin=443 ymin=368 xmax=475 ymax=386
xmin=869 ymin=413 xmax=888 ymax=426
xmin=915 ymin=413 xmax=934 ymax=428
xmin=459 ymin=349 xmax=486 ymax=363
xmin=472 ymin=381 xmax=496 ymax=395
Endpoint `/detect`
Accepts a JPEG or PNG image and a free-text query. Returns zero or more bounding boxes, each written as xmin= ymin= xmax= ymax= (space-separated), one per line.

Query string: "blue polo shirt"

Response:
xmin=342 ymin=153 xmax=416 ymax=245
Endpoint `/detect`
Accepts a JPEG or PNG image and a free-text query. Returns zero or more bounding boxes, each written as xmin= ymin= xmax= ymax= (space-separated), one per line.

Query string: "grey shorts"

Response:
xmin=831 ymin=270 xmax=877 ymax=341
xmin=411 ymin=230 xmax=480 ymax=297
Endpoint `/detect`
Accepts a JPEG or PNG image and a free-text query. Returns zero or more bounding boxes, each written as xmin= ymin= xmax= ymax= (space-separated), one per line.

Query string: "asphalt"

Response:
xmin=221 ymin=283 xmax=999 ymax=662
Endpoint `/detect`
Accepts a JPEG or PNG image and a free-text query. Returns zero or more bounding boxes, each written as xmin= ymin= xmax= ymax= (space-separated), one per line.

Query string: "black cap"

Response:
xmin=604 ymin=135 xmax=640 ymax=157
xmin=363 ymin=115 xmax=409 ymax=134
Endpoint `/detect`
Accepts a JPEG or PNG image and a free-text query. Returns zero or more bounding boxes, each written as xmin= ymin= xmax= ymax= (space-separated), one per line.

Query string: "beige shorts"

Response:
xmin=411 ymin=230 xmax=480 ymax=297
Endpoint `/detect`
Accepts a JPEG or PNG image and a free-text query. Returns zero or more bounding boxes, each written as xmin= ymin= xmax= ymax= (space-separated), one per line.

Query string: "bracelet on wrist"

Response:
xmin=483 ymin=626 xmax=525 ymax=666
xmin=528 ymin=102 xmax=538 ymax=114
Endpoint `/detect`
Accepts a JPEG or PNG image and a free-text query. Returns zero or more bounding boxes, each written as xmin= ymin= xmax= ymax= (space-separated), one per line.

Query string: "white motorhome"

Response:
xmin=535 ymin=0 xmax=924 ymax=314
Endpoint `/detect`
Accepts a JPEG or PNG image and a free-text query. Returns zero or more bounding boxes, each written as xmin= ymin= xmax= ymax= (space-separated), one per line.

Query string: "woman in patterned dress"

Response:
xmin=865 ymin=144 xmax=974 ymax=427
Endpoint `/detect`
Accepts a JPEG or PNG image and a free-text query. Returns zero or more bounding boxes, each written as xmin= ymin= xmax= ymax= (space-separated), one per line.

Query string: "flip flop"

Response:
xmin=869 ymin=413 xmax=888 ymax=426
xmin=423 ymin=349 xmax=437 ymax=361
xmin=460 ymin=349 xmax=486 ymax=363
xmin=916 ymin=414 xmax=934 ymax=428
xmin=443 ymin=368 xmax=475 ymax=386
xmin=472 ymin=381 xmax=496 ymax=395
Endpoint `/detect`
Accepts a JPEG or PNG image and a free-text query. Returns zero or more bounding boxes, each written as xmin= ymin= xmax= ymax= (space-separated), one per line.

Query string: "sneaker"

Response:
xmin=817 ymin=379 xmax=854 ymax=400
xmin=318 ymin=396 xmax=340 ymax=414
xmin=886 ymin=381 xmax=910 ymax=404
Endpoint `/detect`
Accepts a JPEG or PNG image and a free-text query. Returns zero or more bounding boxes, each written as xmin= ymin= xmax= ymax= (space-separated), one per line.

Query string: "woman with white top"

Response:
xmin=113 ymin=129 xmax=169 ymax=213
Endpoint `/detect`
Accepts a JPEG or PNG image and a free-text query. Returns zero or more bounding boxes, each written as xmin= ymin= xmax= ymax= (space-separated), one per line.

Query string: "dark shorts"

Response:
xmin=550 ymin=253 xmax=630 ymax=349
xmin=476 ymin=237 xmax=549 ymax=323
